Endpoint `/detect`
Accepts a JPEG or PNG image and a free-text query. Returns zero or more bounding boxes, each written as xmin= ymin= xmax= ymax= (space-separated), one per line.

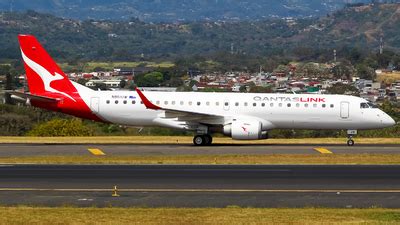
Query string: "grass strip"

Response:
xmin=2 ymin=154 xmax=400 ymax=165
xmin=0 ymin=207 xmax=399 ymax=224
xmin=1 ymin=136 xmax=400 ymax=145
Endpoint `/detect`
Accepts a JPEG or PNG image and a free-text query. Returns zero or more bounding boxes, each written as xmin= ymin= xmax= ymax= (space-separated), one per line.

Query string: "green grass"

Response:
xmin=59 ymin=61 xmax=175 ymax=72
xmin=2 ymin=154 xmax=400 ymax=165
xmin=0 ymin=207 xmax=399 ymax=224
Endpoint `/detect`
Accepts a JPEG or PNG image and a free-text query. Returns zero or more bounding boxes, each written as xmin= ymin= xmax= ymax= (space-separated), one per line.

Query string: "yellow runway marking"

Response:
xmin=314 ymin=148 xmax=333 ymax=154
xmin=87 ymin=148 xmax=106 ymax=156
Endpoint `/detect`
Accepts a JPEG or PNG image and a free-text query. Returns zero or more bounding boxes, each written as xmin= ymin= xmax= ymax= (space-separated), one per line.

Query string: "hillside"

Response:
xmin=0 ymin=0 xmax=371 ymax=22
xmin=301 ymin=3 xmax=400 ymax=50
xmin=0 ymin=3 xmax=399 ymax=64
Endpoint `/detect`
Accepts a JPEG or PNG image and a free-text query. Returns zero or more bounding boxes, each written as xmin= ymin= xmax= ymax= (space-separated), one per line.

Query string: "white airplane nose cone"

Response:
xmin=383 ymin=115 xmax=396 ymax=127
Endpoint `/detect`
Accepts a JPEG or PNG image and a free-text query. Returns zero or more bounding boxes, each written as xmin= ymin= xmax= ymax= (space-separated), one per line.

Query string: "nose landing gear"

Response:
xmin=347 ymin=137 xmax=354 ymax=146
xmin=346 ymin=130 xmax=357 ymax=146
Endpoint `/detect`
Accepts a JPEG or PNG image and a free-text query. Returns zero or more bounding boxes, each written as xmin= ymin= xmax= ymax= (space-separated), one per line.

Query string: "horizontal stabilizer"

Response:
xmin=6 ymin=90 xmax=61 ymax=103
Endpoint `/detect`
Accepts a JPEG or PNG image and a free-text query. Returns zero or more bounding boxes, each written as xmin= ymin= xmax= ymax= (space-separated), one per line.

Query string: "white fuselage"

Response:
xmin=84 ymin=90 xmax=395 ymax=131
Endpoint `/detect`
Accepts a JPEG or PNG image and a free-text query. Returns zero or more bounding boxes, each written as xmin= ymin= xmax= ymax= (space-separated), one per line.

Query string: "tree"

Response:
xmin=298 ymin=62 xmax=323 ymax=78
xmin=135 ymin=72 xmax=163 ymax=87
xmin=326 ymin=83 xmax=359 ymax=95
xmin=331 ymin=61 xmax=355 ymax=80
xmin=380 ymin=100 xmax=399 ymax=122
xmin=355 ymin=64 xmax=375 ymax=80
xmin=27 ymin=118 xmax=94 ymax=136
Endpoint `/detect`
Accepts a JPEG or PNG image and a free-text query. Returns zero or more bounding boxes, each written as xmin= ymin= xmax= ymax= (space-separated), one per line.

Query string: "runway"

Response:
xmin=1 ymin=164 xmax=400 ymax=207
xmin=1 ymin=143 xmax=400 ymax=156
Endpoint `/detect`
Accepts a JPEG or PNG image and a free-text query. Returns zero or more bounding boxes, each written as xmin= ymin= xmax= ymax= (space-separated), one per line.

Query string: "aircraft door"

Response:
xmin=223 ymin=99 xmax=230 ymax=111
xmin=340 ymin=101 xmax=349 ymax=119
xmin=90 ymin=97 xmax=100 ymax=114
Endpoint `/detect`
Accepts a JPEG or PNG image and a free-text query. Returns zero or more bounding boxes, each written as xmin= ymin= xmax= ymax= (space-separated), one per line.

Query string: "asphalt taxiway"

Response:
xmin=1 ymin=164 xmax=400 ymax=208
xmin=1 ymin=143 xmax=400 ymax=156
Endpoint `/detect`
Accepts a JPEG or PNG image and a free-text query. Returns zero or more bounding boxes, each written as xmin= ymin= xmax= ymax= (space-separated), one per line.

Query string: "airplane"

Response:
xmin=9 ymin=34 xmax=396 ymax=146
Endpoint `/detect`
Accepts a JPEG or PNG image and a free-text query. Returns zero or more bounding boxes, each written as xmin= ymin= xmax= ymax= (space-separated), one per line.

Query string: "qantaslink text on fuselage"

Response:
xmin=253 ymin=96 xmax=326 ymax=103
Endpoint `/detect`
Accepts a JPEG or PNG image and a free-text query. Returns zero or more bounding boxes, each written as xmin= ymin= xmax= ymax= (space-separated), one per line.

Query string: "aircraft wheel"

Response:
xmin=204 ymin=134 xmax=213 ymax=145
xmin=347 ymin=139 xmax=354 ymax=146
xmin=193 ymin=135 xmax=205 ymax=146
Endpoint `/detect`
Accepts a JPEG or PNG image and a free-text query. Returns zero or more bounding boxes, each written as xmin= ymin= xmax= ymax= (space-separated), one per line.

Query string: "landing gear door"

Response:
xmin=340 ymin=101 xmax=349 ymax=119
xmin=90 ymin=97 xmax=100 ymax=114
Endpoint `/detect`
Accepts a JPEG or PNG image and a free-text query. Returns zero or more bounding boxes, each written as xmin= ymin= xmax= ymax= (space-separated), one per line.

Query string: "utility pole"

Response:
xmin=9 ymin=0 xmax=14 ymax=12
xmin=333 ymin=49 xmax=337 ymax=64
xmin=230 ymin=43 xmax=234 ymax=55
xmin=379 ymin=35 xmax=384 ymax=55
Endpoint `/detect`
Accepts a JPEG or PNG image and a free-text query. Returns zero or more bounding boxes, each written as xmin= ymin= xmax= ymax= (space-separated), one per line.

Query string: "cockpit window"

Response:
xmin=360 ymin=103 xmax=369 ymax=108
xmin=361 ymin=102 xmax=379 ymax=109
xmin=367 ymin=102 xmax=378 ymax=108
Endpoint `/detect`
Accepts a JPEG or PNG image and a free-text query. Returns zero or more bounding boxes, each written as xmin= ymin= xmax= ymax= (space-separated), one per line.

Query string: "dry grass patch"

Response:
xmin=0 ymin=207 xmax=399 ymax=225
xmin=1 ymin=154 xmax=400 ymax=165
xmin=1 ymin=136 xmax=400 ymax=145
xmin=377 ymin=72 xmax=400 ymax=84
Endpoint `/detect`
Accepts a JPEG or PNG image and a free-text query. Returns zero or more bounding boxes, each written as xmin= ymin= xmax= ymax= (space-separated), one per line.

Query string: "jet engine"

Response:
xmin=223 ymin=119 xmax=268 ymax=140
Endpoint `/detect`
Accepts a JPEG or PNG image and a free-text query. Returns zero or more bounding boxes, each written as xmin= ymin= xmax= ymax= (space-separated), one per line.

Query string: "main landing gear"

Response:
xmin=346 ymin=130 xmax=357 ymax=146
xmin=193 ymin=134 xmax=213 ymax=146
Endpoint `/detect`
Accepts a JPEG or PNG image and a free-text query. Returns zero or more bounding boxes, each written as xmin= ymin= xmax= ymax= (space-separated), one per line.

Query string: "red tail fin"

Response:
xmin=18 ymin=34 xmax=76 ymax=101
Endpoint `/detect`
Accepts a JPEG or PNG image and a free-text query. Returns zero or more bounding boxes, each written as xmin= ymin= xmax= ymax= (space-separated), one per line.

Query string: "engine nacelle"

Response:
xmin=223 ymin=119 xmax=268 ymax=140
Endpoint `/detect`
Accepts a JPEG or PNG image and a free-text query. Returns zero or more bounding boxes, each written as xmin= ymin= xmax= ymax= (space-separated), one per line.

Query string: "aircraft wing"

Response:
xmin=6 ymin=90 xmax=61 ymax=103
xmin=135 ymin=88 xmax=225 ymax=124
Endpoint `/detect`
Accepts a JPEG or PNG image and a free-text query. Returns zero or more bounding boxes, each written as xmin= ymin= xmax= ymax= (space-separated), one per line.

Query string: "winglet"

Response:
xmin=135 ymin=87 xmax=162 ymax=110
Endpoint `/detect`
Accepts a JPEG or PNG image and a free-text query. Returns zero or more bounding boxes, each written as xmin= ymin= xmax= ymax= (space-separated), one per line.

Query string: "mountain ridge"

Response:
xmin=0 ymin=3 xmax=400 ymax=63
xmin=0 ymin=0 xmax=373 ymax=22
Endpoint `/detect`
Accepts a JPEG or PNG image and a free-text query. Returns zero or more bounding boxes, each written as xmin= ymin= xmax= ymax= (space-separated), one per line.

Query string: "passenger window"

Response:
xmin=206 ymin=102 xmax=210 ymax=106
xmin=322 ymin=104 xmax=326 ymax=108
xmin=244 ymin=102 xmax=248 ymax=107
xmin=270 ymin=103 xmax=274 ymax=107
xmin=140 ymin=101 xmax=143 ymax=104
xmin=261 ymin=103 xmax=265 ymax=107
xmin=305 ymin=103 xmax=308 ymax=108
xmin=235 ymin=102 xmax=239 ymax=106
xmin=296 ymin=103 xmax=300 ymax=107
xmin=189 ymin=101 xmax=193 ymax=106
xmin=156 ymin=101 xmax=160 ymax=105
xmin=197 ymin=102 xmax=201 ymax=106
xmin=106 ymin=100 xmax=110 ymax=104
xmin=172 ymin=101 xmax=176 ymax=105
xmin=330 ymin=104 xmax=334 ymax=108
xmin=279 ymin=103 xmax=282 ymax=107
xmin=123 ymin=100 xmax=127 ymax=104
xmin=132 ymin=100 xmax=136 ymax=104
xmin=313 ymin=104 xmax=317 ymax=108
xmin=164 ymin=101 xmax=168 ymax=105
xmin=180 ymin=101 xmax=184 ymax=105
xmin=253 ymin=103 xmax=257 ymax=107
xmin=225 ymin=102 xmax=229 ymax=106
xmin=287 ymin=103 xmax=291 ymax=107
xmin=115 ymin=100 xmax=119 ymax=104
xmin=216 ymin=102 xmax=219 ymax=106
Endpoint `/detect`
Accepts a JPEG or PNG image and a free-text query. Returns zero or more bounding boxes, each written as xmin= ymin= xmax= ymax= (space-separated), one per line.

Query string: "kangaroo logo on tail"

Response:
xmin=20 ymin=49 xmax=76 ymax=102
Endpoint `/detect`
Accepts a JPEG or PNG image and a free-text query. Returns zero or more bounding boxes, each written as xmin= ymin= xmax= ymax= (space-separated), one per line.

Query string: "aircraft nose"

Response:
xmin=382 ymin=114 xmax=396 ymax=127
